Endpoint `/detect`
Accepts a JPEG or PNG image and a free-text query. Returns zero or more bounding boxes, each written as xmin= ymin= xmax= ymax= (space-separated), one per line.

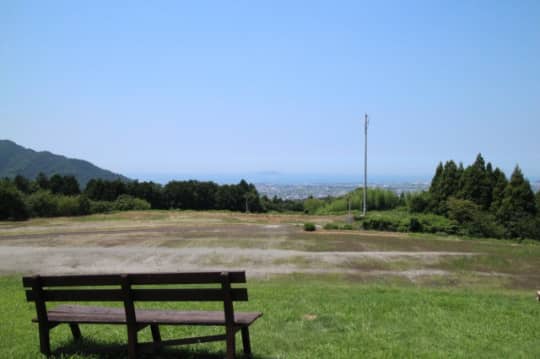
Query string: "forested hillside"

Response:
xmin=0 ymin=140 xmax=128 ymax=186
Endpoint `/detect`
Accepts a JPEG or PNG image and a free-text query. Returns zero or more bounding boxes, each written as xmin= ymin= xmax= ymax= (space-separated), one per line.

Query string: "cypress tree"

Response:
xmin=490 ymin=167 xmax=508 ymax=213
xmin=441 ymin=160 xmax=461 ymax=199
xmin=429 ymin=162 xmax=444 ymax=196
xmin=428 ymin=162 xmax=444 ymax=210
xmin=459 ymin=154 xmax=491 ymax=209
xmin=497 ymin=166 xmax=537 ymax=238
xmin=536 ymin=191 xmax=540 ymax=216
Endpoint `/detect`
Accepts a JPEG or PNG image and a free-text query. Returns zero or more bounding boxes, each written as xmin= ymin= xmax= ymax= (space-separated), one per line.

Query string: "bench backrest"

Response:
xmin=23 ymin=271 xmax=247 ymax=326
xmin=23 ymin=271 xmax=247 ymax=302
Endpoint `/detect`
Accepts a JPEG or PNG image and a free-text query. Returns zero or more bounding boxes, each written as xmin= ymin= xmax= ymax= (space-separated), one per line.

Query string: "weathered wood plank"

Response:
xmin=26 ymin=289 xmax=124 ymax=302
xmin=22 ymin=271 xmax=246 ymax=287
xmin=132 ymin=288 xmax=248 ymax=302
xmin=35 ymin=305 xmax=262 ymax=325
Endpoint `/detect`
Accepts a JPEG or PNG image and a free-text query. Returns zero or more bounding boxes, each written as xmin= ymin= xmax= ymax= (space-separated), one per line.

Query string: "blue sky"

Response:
xmin=2 ymin=1 xmax=539 ymax=182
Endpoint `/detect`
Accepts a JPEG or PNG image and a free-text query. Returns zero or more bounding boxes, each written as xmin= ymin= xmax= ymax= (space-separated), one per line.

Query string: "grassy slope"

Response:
xmin=2 ymin=276 xmax=539 ymax=359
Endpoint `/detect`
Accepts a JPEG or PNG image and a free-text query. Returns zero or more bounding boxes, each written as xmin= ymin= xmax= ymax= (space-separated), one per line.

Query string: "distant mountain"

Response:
xmin=0 ymin=140 xmax=129 ymax=186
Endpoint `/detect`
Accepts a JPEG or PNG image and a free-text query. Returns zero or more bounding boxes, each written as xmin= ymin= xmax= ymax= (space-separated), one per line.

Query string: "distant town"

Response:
xmin=255 ymin=182 xmax=430 ymax=200
xmin=256 ymin=180 xmax=540 ymax=200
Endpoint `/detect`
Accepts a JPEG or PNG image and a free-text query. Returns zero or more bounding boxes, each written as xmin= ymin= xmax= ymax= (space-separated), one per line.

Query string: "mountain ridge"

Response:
xmin=0 ymin=139 xmax=129 ymax=186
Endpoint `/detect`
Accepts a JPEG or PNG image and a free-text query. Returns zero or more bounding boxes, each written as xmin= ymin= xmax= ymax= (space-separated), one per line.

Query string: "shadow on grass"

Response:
xmin=51 ymin=337 xmax=272 ymax=359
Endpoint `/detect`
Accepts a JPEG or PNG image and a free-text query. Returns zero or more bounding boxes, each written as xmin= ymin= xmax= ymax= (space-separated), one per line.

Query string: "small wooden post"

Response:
xmin=121 ymin=274 xmax=138 ymax=359
xmin=221 ymin=272 xmax=236 ymax=359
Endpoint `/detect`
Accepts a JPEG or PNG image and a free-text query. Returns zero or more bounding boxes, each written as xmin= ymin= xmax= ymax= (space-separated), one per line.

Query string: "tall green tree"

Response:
xmin=490 ymin=167 xmax=508 ymax=213
xmin=459 ymin=154 xmax=492 ymax=209
xmin=36 ymin=172 xmax=49 ymax=190
xmin=14 ymin=175 xmax=31 ymax=194
xmin=536 ymin=191 xmax=540 ymax=216
xmin=428 ymin=160 xmax=461 ymax=214
xmin=496 ymin=166 xmax=537 ymax=238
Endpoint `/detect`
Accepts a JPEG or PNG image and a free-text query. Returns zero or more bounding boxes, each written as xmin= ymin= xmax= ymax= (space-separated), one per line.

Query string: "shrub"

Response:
xmin=0 ymin=181 xmax=29 ymax=220
xmin=114 ymin=194 xmax=151 ymax=211
xmin=341 ymin=224 xmax=353 ymax=230
xmin=78 ymin=195 xmax=91 ymax=215
xmin=323 ymin=223 xmax=339 ymax=230
xmin=303 ymin=198 xmax=325 ymax=214
xmin=408 ymin=217 xmax=422 ymax=232
xmin=56 ymin=196 xmax=81 ymax=216
xmin=25 ymin=191 xmax=59 ymax=217
xmin=304 ymin=222 xmax=316 ymax=231
xmin=89 ymin=200 xmax=115 ymax=214
xmin=407 ymin=192 xmax=430 ymax=213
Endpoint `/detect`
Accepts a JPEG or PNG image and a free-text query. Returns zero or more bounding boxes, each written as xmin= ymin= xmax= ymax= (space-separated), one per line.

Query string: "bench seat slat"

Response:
xmin=33 ymin=305 xmax=262 ymax=326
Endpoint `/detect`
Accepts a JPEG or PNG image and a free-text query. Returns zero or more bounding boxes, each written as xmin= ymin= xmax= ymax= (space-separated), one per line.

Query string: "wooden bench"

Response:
xmin=23 ymin=271 xmax=262 ymax=359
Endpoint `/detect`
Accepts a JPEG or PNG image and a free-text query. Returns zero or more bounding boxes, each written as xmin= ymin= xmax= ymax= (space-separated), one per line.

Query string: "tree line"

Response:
xmin=406 ymin=154 xmax=540 ymax=240
xmin=0 ymin=173 xmax=304 ymax=220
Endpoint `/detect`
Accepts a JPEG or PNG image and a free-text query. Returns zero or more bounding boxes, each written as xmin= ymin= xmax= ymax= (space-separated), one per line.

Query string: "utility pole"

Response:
xmin=363 ymin=113 xmax=369 ymax=217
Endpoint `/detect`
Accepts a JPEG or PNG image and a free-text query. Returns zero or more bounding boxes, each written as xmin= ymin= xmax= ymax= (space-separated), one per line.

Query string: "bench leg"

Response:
xmin=69 ymin=324 xmax=82 ymax=340
xmin=38 ymin=323 xmax=51 ymax=356
xmin=127 ymin=325 xmax=138 ymax=359
xmin=150 ymin=325 xmax=161 ymax=344
xmin=241 ymin=327 xmax=252 ymax=358
xmin=225 ymin=327 xmax=236 ymax=359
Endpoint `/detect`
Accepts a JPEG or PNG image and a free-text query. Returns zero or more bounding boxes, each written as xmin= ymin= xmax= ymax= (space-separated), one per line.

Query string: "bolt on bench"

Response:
xmin=23 ymin=271 xmax=262 ymax=359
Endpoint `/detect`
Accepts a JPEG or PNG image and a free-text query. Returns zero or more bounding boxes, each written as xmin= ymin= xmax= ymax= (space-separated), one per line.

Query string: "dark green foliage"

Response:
xmin=303 ymin=196 xmax=326 ymax=214
xmin=164 ymin=180 xmax=218 ymax=210
xmin=459 ymin=154 xmax=492 ymax=209
xmin=0 ymin=174 xmax=270 ymax=221
xmin=0 ymin=180 xmax=29 ymax=220
xmin=126 ymin=181 xmax=164 ymax=209
xmin=428 ymin=160 xmax=462 ymax=214
xmin=406 ymin=191 xmax=430 ymax=213
xmin=49 ymin=174 xmax=80 ymax=195
xmin=77 ymin=195 xmax=91 ymax=215
xmin=361 ymin=211 xmax=458 ymax=234
xmin=85 ymin=179 xmax=127 ymax=201
xmin=408 ymin=217 xmax=422 ymax=232
xmin=362 ymin=217 xmax=402 ymax=232
xmin=36 ymin=172 xmax=49 ymax=190
xmin=313 ymin=188 xmax=400 ymax=214
xmin=0 ymin=140 xmax=128 ymax=186
xmin=447 ymin=197 xmax=504 ymax=238
xmin=323 ymin=222 xmax=354 ymax=230
xmin=261 ymin=195 xmax=304 ymax=212
xmin=113 ymin=194 xmax=151 ymax=211
xmin=161 ymin=179 xmax=264 ymax=212
xmin=323 ymin=222 xmax=339 ymax=230
xmin=303 ymin=222 xmax=316 ymax=231
xmin=89 ymin=200 xmax=115 ymax=214
xmin=423 ymin=155 xmax=538 ymax=240
xmin=56 ymin=195 xmax=83 ymax=216
xmin=490 ymin=168 xmax=508 ymax=213
xmin=25 ymin=191 xmax=59 ymax=217
xmin=496 ymin=166 xmax=537 ymax=238
xmin=14 ymin=175 xmax=32 ymax=194
xmin=536 ymin=191 xmax=540 ymax=215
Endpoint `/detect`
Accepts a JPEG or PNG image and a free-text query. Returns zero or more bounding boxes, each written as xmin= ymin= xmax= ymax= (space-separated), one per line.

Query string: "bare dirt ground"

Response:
xmin=1 ymin=211 xmax=538 ymax=287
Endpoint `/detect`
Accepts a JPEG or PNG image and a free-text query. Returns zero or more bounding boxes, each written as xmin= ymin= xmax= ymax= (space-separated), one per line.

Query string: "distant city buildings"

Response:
xmin=255 ymin=182 xmax=430 ymax=200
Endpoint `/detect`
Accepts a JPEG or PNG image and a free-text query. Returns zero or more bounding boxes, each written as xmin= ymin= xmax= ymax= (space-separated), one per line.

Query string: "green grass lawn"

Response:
xmin=2 ymin=275 xmax=539 ymax=358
